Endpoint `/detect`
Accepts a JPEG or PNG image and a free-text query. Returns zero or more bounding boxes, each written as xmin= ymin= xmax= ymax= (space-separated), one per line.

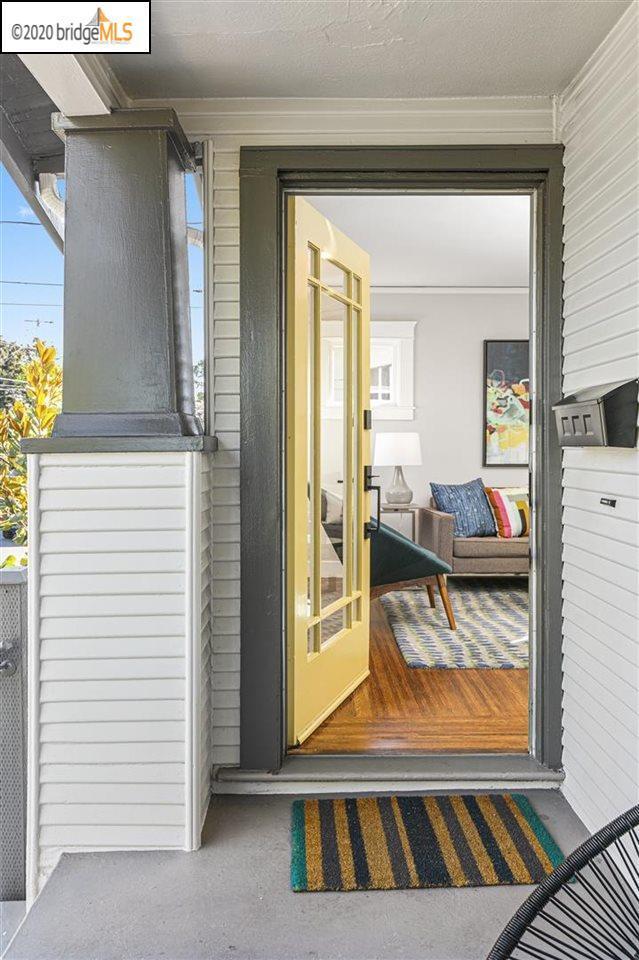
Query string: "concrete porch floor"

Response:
xmin=1 ymin=903 xmax=25 ymax=958
xmin=5 ymin=791 xmax=588 ymax=960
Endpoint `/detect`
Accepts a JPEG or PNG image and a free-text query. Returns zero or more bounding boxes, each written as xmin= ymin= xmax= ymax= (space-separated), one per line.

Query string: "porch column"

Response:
xmin=22 ymin=110 xmax=214 ymax=899
xmin=51 ymin=109 xmax=201 ymax=439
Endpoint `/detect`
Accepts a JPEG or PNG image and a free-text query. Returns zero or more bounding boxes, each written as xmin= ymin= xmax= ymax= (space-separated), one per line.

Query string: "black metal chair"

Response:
xmin=488 ymin=804 xmax=639 ymax=960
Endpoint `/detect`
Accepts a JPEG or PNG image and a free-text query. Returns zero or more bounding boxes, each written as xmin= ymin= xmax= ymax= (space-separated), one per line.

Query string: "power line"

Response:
xmin=2 ymin=282 xmax=202 ymax=289
xmin=0 ymin=280 xmax=63 ymax=287
xmin=1 ymin=286 xmax=204 ymax=305
xmin=2 ymin=298 xmax=202 ymax=306
xmin=0 ymin=220 xmax=204 ymax=227
xmin=1 ymin=219 xmax=204 ymax=227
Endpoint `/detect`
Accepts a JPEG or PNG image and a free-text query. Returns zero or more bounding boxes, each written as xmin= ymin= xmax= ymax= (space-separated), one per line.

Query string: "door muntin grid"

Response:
xmin=305 ymin=246 xmax=364 ymax=655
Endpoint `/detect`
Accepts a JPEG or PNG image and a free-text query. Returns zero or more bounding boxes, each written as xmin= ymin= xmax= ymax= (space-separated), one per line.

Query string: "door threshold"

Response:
xmin=214 ymin=754 xmax=564 ymax=795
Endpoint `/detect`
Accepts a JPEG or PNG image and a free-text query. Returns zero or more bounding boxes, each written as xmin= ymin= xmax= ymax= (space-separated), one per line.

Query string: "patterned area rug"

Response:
xmin=379 ymin=578 xmax=528 ymax=669
xmin=291 ymin=793 xmax=563 ymax=891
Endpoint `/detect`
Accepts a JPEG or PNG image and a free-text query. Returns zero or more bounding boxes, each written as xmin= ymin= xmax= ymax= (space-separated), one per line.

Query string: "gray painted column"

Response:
xmin=50 ymin=110 xmax=202 ymax=439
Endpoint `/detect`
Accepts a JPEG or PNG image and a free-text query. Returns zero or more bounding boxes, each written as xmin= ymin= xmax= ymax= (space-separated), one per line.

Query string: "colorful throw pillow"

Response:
xmin=485 ymin=487 xmax=530 ymax=538
xmin=430 ymin=478 xmax=497 ymax=538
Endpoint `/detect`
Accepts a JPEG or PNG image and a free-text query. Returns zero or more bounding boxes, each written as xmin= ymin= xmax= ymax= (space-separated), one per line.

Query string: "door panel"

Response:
xmin=287 ymin=197 xmax=371 ymax=747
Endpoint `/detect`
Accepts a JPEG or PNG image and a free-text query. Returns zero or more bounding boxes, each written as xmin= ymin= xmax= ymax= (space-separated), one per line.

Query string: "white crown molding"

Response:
xmin=130 ymin=95 xmax=555 ymax=144
xmin=132 ymin=95 xmax=554 ymax=115
xmin=371 ymin=285 xmax=529 ymax=295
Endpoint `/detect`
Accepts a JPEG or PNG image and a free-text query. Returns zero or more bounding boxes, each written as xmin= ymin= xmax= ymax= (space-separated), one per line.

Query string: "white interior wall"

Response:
xmin=370 ymin=291 xmax=529 ymax=502
xmin=557 ymin=1 xmax=639 ymax=832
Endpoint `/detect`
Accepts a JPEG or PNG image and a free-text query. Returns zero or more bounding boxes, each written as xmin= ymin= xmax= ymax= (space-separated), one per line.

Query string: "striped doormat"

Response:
xmin=291 ymin=794 xmax=563 ymax=892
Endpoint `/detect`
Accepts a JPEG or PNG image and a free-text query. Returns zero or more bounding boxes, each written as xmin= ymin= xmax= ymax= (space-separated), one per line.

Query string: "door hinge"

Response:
xmin=363 ymin=409 xmax=372 ymax=430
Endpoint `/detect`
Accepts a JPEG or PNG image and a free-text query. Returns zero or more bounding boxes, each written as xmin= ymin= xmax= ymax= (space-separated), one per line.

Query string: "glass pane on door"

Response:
xmin=320 ymin=292 xmax=347 ymax=616
xmin=351 ymin=306 xmax=362 ymax=603
xmin=322 ymin=259 xmax=348 ymax=293
xmin=306 ymin=281 xmax=318 ymax=651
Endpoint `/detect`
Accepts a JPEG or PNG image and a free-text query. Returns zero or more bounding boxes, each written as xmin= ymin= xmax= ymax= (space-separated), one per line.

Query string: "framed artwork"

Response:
xmin=483 ymin=339 xmax=530 ymax=466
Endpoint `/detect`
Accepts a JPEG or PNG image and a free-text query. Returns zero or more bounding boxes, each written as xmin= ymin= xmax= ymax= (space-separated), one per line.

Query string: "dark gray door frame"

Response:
xmin=239 ymin=145 xmax=564 ymax=773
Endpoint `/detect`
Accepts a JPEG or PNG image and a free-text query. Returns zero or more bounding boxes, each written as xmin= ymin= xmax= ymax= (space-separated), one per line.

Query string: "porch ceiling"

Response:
xmin=106 ymin=0 xmax=631 ymax=100
xmin=0 ymin=55 xmax=63 ymax=170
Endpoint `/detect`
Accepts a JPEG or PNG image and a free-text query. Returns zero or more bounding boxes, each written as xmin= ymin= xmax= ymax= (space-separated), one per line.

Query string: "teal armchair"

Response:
xmin=370 ymin=522 xmax=457 ymax=630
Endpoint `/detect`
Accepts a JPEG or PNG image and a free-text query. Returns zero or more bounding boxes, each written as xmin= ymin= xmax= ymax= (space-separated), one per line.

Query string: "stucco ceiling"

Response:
xmin=107 ymin=0 xmax=630 ymax=99
xmin=307 ymin=194 xmax=530 ymax=286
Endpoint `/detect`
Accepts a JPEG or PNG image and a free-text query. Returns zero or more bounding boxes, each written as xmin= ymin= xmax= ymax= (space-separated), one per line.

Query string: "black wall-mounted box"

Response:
xmin=553 ymin=379 xmax=638 ymax=448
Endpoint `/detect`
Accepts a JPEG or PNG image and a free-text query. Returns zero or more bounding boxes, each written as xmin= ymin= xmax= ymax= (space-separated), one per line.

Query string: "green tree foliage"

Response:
xmin=0 ymin=338 xmax=37 ymax=408
xmin=0 ymin=339 xmax=62 ymax=544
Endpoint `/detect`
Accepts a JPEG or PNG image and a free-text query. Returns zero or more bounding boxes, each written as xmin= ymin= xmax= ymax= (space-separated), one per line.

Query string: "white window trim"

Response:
xmin=370 ymin=321 xmax=416 ymax=420
xmin=322 ymin=320 xmax=416 ymax=421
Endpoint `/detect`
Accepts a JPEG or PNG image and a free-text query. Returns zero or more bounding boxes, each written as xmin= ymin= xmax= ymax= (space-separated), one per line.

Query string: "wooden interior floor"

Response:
xmin=293 ymin=597 xmax=529 ymax=755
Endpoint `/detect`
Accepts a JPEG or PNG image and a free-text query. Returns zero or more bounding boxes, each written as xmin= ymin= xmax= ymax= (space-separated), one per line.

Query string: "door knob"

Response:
xmin=364 ymin=465 xmax=381 ymax=538
xmin=0 ymin=659 xmax=17 ymax=678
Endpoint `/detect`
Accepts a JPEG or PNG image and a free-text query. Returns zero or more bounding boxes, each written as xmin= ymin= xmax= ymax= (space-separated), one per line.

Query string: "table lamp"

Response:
xmin=373 ymin=432 xmax=422 ymax=505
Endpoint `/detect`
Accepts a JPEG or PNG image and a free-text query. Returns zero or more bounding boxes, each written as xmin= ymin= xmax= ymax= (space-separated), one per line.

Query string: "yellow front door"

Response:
xmin=286 ymin=197 xmax=371 ymax=747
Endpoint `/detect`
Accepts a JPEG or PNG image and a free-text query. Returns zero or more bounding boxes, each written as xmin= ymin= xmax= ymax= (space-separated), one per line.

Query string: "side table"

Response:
xmin=380 ymin=503 xmax=420 ymax=541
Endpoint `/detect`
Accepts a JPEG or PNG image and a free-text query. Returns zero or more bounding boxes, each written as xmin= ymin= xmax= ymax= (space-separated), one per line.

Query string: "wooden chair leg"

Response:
xmin=426 ymin=582 xmax=436 ymax=609
xmin=435 ymin=574 xmax=457 ymax=630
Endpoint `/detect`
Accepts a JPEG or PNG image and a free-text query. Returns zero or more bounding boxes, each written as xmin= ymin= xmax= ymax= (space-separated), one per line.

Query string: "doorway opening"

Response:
xmin=286 ymin=193 xmax=533 ymax=757
xmin=238 ymin=145 xmax=563 ymax=775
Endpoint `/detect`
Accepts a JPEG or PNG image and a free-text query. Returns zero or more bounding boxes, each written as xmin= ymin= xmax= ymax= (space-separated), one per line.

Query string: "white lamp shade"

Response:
xmin=374 ymin=432 xmax=422 ymax=467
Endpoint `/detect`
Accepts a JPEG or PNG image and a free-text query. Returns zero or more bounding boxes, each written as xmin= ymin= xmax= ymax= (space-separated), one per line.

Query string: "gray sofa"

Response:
xmin=417 ymin=500 xmax=529 ymax=575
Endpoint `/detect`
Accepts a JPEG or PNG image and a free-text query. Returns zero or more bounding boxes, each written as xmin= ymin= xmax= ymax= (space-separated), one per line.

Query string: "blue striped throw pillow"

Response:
xmin=430 ymin=478 xmax=497 ymax=538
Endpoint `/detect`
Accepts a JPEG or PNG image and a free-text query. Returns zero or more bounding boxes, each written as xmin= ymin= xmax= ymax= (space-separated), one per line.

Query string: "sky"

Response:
xmin=0 ymin=164 xmax=205 ymax=363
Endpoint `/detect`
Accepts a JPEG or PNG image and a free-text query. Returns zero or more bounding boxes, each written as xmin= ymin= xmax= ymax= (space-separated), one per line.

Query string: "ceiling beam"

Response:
xmin=0 ymin=104 xmax=63 ymax=252
xmin=18 ymin=54 xmax=128 ymax=116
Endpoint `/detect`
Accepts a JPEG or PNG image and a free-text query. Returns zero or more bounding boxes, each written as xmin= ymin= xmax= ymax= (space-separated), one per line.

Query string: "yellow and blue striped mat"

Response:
xmin=291 ymin=794 xmax=563 ymax=891
xmin=380 ymin=581 xmax=529 ymax=668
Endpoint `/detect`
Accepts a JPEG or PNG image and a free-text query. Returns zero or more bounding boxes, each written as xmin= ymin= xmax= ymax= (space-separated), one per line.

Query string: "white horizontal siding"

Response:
xmin=558 ymin=1 xmax=639 ymax=833
xmin=27 ymin=452 xmax=206 ymax=896
xmin=39 ymin=783 xmax=184 ymax=803
xmin=38 ymin=825 xmax=180 ymax=847
xmin=39 ymin=763 xmax=185 ymax=783
xmin=40 ymin=553 xmax=186 ymax=573
xmin=200 ymin=455 xmax=213 ymax=826
xmin=39 ymin=509 xmax=186 ymax=531
xmin=40 ymin=572 xmax=185 ymax=594
xmin=40 ymin=530 xmax=186 ymax=552
xmin=209 ymin=140 xmax=241 ymax=766
xmin=40 ymin=700 xmax=185 ymax=721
